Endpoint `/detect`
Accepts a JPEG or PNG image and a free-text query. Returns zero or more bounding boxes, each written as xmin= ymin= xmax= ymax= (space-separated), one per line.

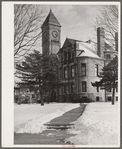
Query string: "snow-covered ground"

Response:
xmin=66 ymin=102 xmax=120 ymax=146
xmin=14 ymin=103 xmax=80 ymax=134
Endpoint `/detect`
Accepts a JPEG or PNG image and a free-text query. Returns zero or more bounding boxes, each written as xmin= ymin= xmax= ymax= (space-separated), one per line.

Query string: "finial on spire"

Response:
xmin=50 ymin=9 xmax=52 ymax=12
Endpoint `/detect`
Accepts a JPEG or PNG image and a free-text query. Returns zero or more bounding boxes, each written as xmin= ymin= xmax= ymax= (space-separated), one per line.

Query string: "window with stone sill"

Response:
xmin=82 ymin=81 xmax=87 ymax=92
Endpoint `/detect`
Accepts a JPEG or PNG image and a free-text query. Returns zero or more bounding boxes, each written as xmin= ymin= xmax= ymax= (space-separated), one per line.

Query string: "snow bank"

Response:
xmin=66 ymin=102 xmax=119 ymax=146
xmin=14 ymin=103 xmax=80 ymax=134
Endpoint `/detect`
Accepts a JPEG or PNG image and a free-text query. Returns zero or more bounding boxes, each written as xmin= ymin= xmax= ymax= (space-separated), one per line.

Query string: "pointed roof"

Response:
xmin=66 ymin=38 xmax=76 ymax=45
xmin=61 ymin=38 xmax=83 ymax=49
xmin=42 ymin=9 xmax=61 ymax=28
xmin=58 ymin=38 xmax=80 ymax=54
xmin=59 ymin=38 xmax=102 ymax=59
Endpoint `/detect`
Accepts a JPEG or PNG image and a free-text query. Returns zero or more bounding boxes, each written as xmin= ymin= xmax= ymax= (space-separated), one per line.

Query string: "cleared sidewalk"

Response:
xmin=44 ymin=104 xmax=86 ymax=129
xmin=14 ymin=104 xmax=86 ymax=145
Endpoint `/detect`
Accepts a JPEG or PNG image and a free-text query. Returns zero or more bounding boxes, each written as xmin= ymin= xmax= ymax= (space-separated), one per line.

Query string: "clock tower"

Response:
xmin=41 ymin=9 xmax=61 ymax=57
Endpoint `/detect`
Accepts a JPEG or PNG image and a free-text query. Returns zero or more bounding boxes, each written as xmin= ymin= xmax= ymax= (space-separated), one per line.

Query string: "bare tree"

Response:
xmin=14 ymin=4 xmax=44 ymax=63
xmin=95 ymin=5 xmax=118 ymax=47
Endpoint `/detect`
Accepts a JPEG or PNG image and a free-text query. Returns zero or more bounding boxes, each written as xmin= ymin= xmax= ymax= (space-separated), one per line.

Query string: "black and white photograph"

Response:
xmin=2 ymin=1 xmax=120 ymax=147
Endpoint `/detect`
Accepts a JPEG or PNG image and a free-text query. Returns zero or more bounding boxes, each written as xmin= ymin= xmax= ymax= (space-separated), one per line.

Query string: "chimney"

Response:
xmin=97 ymin=27 xmax=105 ymax=58
xmin=115 ymin=32 xmax=118 ymax=51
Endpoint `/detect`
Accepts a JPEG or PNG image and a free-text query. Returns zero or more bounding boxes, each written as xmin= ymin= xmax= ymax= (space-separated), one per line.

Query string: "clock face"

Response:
xmin=52 ymin=31 xmax=58 ymax=38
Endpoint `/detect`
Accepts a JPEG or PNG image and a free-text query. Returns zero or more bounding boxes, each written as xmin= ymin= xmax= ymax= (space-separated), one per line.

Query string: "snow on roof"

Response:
xmin=78 ymin=42 xmax=101 ymax=59
xmin=105 ymin=49 xmax=117 ymax=53
xmin=59 ymin=38 xmax=103 ymax=59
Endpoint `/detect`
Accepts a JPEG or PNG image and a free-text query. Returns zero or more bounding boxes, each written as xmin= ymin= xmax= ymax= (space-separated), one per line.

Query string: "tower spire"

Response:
xmin=50 ymin=9 xmax=52 ymax=12
xmin=42 ymin=10 xmax=61 ymax=57
xmin=41 ymin=9 xmax=61 ymax=28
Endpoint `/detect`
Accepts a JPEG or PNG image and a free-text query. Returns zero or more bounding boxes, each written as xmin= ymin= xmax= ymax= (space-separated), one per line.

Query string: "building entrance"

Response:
xmin=51 ymin=90 xmax=56 ymax=102
xmin=96 ymin=96 xmax=99 ymax=101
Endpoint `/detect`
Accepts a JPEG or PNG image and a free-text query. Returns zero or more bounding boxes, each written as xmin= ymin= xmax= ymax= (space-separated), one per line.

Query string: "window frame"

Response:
xmin=71 ymin=52 xmax=74 ymax=59
xmin=97 ymin=86 xmax=99 ymax=92
xmin=82 ymin=81 xmax=87 ymax=92
xmin=107 ymin=96 xmax=112 ymax=101
xmin=71 ymin=83 xmax=75 ymax=93
xmin=64 ymin=84 xmax=68 ymax=93
xmin=95 ymin=64 xmax=99 ymax=76
xmin=71 ymin=65 xmax=74 ymax=77
xmin=64 ymin=67 xmax=68 ymax=78
xmin=68 ymin=52 xmax=71 ymax=59
xmin=116 ymin=82 xmax=118 ymax=92
xmin=106 ymin=54 xmax=111 ymax=60
xmin=81 ymin=63 xmax=86 ymax=76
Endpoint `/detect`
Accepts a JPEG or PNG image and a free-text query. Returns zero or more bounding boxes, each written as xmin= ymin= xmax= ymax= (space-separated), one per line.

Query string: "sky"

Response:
xmin=39 ymin=5 xmax=101 ymax=48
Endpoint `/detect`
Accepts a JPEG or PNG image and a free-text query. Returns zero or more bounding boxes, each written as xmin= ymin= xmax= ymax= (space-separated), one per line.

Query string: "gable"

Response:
xmin=62 ymin=38 xmax=72 ymax=49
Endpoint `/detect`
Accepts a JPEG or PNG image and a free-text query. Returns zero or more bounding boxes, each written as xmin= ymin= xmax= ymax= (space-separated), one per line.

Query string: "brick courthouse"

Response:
xmin=41 ymin=10 xmax=118 ymax=102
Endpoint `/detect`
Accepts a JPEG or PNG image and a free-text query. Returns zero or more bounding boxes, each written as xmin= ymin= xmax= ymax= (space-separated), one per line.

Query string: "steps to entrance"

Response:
xmin=14 ymin=104 xmax=86 ymax=145
xmin=44 ymin=104 xmax=86 ymax=130
xmin=44 ymin=123 xmax=74 ymax=130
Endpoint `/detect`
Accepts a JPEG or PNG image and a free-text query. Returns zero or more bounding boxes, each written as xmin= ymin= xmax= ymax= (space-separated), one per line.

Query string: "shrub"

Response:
xmin=15 ymin=94 xmax=30 ymax=104
xmin=21 ymin=95 xmax=29 ymax=104
xmin=81 ymin=97 xmax=93 ymax=103
xmin=72 ymin=98 xmax=81 ymax=103
xmin=14 ymin=94 xmax=19 ymax=103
